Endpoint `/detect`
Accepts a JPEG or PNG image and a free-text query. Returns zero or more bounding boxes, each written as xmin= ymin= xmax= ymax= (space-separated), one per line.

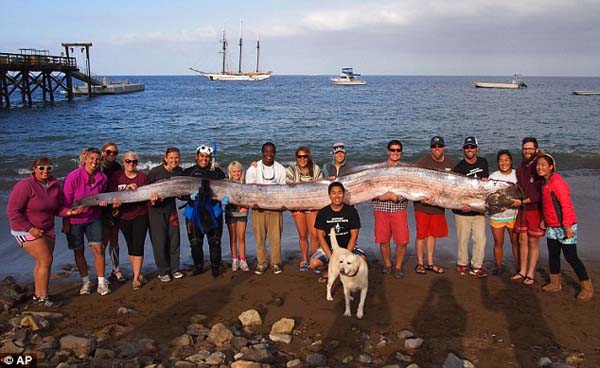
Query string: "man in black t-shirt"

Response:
xmin=453 ymin=136 xmax=489 ymax=278
xmin=310 ymin=182 xmax=365 ymax=280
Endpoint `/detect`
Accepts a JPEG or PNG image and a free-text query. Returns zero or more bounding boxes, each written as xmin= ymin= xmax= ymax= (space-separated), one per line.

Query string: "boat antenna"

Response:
xmin=238 ymin=21 xmax=243 ymax=74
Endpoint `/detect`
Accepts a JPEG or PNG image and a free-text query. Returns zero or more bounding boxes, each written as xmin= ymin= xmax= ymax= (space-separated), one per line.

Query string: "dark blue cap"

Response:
xmin=430 ymin=136 xmax=445 ymax=147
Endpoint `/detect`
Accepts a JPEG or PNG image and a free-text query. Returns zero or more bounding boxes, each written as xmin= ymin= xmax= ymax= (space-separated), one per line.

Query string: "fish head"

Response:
xmin=486 ymin=183 xmax=520 ymax=215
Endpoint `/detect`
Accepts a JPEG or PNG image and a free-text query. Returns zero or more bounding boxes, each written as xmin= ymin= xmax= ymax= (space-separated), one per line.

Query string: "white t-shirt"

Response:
xmin=245 ymin=160 xmax=287 ymax=185
xmin=489 ymin=169 xmax=518 ymax=222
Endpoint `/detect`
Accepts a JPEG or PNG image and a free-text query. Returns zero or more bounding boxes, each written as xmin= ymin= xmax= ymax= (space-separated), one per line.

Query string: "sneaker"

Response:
xmin=172 ymin=271 xmax=184 ymax=279
xmin=97 ymin=281 xmax=111 ymax=296
xmin=382 ymin=267 xmax=392 ymax=274
xmin=33 ymin=296 xmax=62 ymax=308
xmin=239 ymin=259 xmax=250 ymax=272
xmin=254 ymin=265 xmax=267 ymax=275
xmin=111 ymin=269 xmax=126 ymax=283
xmin=232 ymin=258 xmax=239 ymax=272
xmin=272 ymin=264 xmax=283 ymax=274
xmin=469 ymin=267 xmax=488 ymax=278
xmin=80 ymin=281 xmax=92 ymax=295
xmin=158 ymin=274 xmax=172 ymax=282
xmin=457 ymin=265 xmax=468 ymax=276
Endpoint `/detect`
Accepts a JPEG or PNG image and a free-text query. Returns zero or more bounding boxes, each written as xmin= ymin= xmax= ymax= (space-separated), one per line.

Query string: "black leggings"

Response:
xmin=547 ymin=238 xmax=589 ymax=281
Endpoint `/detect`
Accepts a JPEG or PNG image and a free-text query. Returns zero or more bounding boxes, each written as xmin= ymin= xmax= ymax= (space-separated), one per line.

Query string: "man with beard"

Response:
xmin=453 ymin=137 xmax=489 ymax=278
xmin=414 ymin=136 xmax=455 ymax=275
xmin=510 ymin=137 xmax=545 ymax=286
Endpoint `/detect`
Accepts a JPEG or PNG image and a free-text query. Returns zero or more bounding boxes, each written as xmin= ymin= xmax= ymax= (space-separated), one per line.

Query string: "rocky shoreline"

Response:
xmin=1 ymin=257 xmax=598 ymax=368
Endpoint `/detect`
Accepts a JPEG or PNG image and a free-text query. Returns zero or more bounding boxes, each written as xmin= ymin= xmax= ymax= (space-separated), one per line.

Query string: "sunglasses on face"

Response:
xmin=36 ymin=166 xmax=52 ymax=172
xmin=431 ymin=145 xmax=444 ymax=149
xmin=464 ymin=145 xmax=477 ymax=150
xmin=105 ymin=149 xmax=118 ymax=156
xmin=388 ymin=148 xmax=402 ymax=153
xmin=296 ymin=155 xmax=309 ymax=159
xmin=124 ymin=159 xmax=139 ymax=164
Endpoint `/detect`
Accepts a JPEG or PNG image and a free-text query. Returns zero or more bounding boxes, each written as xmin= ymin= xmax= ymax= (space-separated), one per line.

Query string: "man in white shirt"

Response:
xmin=245 ymin=142 xmax=287 ymax=274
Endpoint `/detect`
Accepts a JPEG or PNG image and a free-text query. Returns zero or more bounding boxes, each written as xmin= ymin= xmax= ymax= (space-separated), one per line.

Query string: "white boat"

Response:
xmin=71 ymin=79 xmax=144 ymax=95
xmin=190 ymin=25 xmax=271 ymax=82
xmin=330 ymin=68 xmax=367 ymax=85
xmin=573 ymin=91 xmax=600 ymax=96
xmin=472 ymin=74 xmax=527 ymax=89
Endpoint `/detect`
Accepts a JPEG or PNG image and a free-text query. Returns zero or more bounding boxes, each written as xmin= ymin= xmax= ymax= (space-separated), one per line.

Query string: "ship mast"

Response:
xmin=238 ymin=21 xmax=243 ymax=74
xmin=256 ymin=35 xmax=260 ymax=73
xmin=220 ymin=29 xmax=227 ymax=75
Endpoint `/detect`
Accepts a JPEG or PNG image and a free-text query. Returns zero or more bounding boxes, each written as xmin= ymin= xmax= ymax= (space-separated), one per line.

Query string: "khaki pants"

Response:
xmin=455 ymin=214 xmax=487 ymax=268
xmin=251 ymin=209 xmax=283 ymax=267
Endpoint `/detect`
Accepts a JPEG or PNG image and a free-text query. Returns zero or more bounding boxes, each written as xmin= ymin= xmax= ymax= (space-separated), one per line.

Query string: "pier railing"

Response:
xmin=0 ymin=52 xmax=77 ymax=69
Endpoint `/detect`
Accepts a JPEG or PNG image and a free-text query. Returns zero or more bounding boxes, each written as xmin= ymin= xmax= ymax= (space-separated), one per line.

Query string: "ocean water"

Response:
xmin=1 ymin=75 xmax=600 ymax=279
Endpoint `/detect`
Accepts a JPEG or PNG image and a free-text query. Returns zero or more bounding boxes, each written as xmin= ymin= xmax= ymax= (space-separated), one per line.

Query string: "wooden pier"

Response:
xmin=0 ymin=43 xmax=102 ymax=108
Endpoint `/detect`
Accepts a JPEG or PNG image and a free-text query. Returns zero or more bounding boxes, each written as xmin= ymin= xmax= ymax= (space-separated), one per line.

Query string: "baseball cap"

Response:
xmin=430 ymin=136 xmax=445 ymax=147
xmin=332 ymin=142 xmax=346 ymax=153
xmin=463 ymin=136 xmax=478 ymax=148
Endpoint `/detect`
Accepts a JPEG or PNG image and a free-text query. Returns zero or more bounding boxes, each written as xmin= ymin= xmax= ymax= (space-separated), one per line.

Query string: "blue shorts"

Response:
xmin=310 ymin=246 xmax=366 ymax=265
xmin=67 ymin=219 xmax=103 ymax=250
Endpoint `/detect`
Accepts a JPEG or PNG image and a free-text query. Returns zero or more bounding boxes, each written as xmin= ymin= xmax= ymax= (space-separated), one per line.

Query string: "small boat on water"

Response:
xmin=472 ymin=74 xmax=527 ymax=89
xmin=330 ymin=68 xmax=367 ymax=85
xmin=71 ymin=78 xmax=145 ymax=95
xmin=190 ymin=23 xmax=271 ymax=82
xmin=573 ymin=91 xmax=600 ymax=96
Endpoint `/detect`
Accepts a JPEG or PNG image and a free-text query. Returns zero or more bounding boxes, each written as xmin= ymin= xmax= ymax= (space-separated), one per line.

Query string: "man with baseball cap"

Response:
xmin=453 ymin=136 xmax=489 ymax=278
xmin=414 ymin=136 xmax=455 ymax=275
xmin=323 ymin=142 xmax=353 ymax=180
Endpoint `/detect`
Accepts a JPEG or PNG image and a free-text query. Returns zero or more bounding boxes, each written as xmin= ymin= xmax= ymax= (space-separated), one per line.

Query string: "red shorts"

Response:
xmin=415 ymin=211 xmax=448 ymax=239
xmin=374 ymin=210 xmax=409 ymax=245
xmin=515 ymin=208 xmax=545 ymax=238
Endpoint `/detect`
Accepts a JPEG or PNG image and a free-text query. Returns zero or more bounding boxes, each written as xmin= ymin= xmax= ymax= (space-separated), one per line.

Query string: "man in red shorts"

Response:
xmin=510 ymin=137 xmax=545 ymax=286
xmin=373 ymin=140 xmax=409 ymax=278
xmin=413 ymin=136 xmax=455 ymax=275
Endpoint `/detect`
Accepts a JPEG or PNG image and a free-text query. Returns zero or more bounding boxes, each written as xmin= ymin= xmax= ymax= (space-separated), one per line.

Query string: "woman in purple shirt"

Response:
xmin=7 ymin=157 xmax=82 ymax=308
xmin=62 ymin=147 xmax=114 ymax=296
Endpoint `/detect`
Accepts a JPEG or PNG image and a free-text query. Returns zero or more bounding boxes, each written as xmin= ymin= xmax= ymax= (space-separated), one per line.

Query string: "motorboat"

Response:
xmin=472 ymin=74 xmax=527 ymax=89
xmin=330 ymin=68 xmax=367 ymax=85
xmin=71 ymin=78 xmax=144 ymax=95
xmin=573 ymin=91 xmax=600 ymax=96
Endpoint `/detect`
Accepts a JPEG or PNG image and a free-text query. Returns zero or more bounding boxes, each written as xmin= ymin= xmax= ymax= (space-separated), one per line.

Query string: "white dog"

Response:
xmin=326 ymin=228 xmax=369 ymax=319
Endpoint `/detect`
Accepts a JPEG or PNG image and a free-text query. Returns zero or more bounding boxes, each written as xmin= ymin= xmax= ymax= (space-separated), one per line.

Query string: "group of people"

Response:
xmin=7 ymin=136 xmax=594 ymax=308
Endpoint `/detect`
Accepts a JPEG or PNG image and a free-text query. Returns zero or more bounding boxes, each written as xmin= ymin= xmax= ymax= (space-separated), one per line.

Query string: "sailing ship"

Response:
xmin=190 ymin=26 xmax=271 ymax=81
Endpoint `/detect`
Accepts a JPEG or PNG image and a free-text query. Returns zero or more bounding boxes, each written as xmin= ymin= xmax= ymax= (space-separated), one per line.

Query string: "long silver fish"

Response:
xmin=76 ymin=165 xmax=519 ymax=214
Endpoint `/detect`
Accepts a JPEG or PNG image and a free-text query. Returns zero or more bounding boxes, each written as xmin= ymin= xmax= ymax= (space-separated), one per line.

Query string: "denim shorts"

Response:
xmin=67 ymin=219 xmax=103 ymax=250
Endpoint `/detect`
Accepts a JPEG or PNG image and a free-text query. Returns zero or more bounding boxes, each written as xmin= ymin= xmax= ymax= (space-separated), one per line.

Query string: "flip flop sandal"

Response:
xmin=318 ymin=276 xmax=328 ymax=283
xmin=425 ymin=264 xmax=445 ymax=274
xmin=415 ymin=264 xmax=427 ymax=275
xmin=522 ymin=276 xmax=535 ymax=286
xmin=511 ymin=272 xmax=526 ymax=281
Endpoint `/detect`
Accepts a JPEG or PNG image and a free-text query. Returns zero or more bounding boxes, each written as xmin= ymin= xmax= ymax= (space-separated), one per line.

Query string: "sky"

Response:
xmin=1 ymin=0 xmax=599 ymax=76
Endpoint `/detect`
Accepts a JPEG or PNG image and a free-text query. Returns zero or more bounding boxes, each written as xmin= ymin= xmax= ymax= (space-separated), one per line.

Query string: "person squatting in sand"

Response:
xmin=310 ymin=182 xmax=366 ymax=283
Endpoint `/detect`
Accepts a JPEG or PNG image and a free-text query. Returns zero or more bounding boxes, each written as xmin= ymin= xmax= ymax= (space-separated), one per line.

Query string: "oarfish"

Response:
xmin=75 ymin=165 xmax=519 ymax=214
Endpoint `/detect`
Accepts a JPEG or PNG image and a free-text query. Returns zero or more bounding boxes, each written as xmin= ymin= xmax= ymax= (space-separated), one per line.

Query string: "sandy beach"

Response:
xmin=1 ymin=172 xmax=599 ymax=367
